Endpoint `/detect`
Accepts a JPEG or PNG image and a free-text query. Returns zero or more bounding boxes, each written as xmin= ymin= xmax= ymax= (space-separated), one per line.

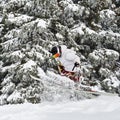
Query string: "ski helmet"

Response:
xmin=50 ymin=46 xmax=58 ymax=55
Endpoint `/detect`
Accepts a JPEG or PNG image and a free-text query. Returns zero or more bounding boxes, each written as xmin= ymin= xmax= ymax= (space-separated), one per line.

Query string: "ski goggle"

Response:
xmin=52 ymin=53 xmax=60 ymax=58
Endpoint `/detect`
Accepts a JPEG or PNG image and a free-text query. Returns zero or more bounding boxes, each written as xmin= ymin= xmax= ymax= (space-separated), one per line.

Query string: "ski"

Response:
xmin=30 ymin=74 xmax=101 ymax=97
xmin=30 ymin=73 xmax=118 ymax=99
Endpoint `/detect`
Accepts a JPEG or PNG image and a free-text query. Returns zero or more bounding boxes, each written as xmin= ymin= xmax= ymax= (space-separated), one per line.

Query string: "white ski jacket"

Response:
xmin=56 ymin=45 xmax=80 ymax=72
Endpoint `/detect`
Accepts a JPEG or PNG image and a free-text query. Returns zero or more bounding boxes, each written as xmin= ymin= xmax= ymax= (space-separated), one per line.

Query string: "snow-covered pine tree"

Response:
xmin=0 ymin=0 xmax=120 ymax=105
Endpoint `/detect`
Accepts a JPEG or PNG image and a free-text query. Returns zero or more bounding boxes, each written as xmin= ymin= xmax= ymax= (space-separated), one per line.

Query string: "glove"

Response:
xmin=74 ymin=62 xmax=80 ymax=67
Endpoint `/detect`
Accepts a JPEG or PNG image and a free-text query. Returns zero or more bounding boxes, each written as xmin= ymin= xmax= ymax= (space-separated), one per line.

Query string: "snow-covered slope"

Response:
xmin=0 ymin=95 xmax=120 ymax=120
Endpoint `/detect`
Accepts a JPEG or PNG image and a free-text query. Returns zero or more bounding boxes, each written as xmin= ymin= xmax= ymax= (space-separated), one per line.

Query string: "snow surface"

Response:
xmin=0 ymin=95 xmax=120 ymax=120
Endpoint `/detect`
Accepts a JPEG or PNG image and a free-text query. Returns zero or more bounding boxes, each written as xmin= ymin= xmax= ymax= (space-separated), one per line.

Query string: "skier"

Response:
xmin=50 ymin=45 xmax=81 ymax=82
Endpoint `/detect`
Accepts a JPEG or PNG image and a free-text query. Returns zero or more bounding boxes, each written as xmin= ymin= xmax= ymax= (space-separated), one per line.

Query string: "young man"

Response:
xmin=50 ymin=45 xmax=81 ymax=82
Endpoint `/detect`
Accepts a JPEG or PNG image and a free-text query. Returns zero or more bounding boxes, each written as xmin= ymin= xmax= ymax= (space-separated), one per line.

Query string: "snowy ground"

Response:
xmin=0 ymin=95 xmax=120 ymax=120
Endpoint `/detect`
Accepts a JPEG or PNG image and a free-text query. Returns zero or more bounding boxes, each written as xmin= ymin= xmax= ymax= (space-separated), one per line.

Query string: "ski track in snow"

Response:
xmin=0 ymin=95 xmax=120 ymax=120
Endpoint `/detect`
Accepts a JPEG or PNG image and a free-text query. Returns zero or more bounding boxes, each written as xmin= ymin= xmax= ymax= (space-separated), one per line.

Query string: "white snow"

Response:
xmin=22 ymin=60 xmax=36 ymax=69
xmin=99 ymin=30 xmax=120 ymax=37
xmin=72 ymin=26 xmax=84 ymax=35
xmin=0 ymin=17 xmax=2 ymax=23
xmin=2 ymin=63 xmax=19 ymax=73
xmin=71 ymin=23 xmax=97 ymax=35
xmin=7 ymin=14 xmax=34 ymax=26
xmin=56 ymin=33 xmax=64 ymax=39
xmin=67 ymin=4 xmax=79 ymax=12
xmin=0 ymin=95 xmax=120 ymax=120
xmin=37 ymin=19 xmax=47 ymax=28
xmin=11 ymin=50 xmax=24 ymax=59
xmin=100 ymin=9 xmax=116 ymax=19
xmin=0 ymin=1 xmax=120 ymax=120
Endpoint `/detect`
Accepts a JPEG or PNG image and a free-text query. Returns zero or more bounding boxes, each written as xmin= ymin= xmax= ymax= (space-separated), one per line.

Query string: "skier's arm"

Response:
xmin=66 ymin=53 xmax=80 ymax=64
